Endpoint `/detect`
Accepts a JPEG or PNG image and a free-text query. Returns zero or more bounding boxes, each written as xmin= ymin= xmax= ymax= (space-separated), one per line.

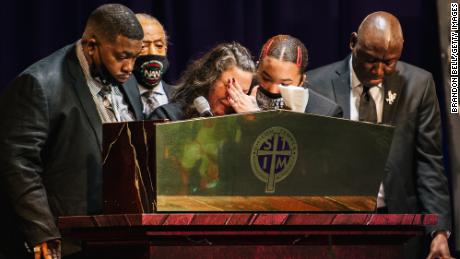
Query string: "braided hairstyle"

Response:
xmin=259 ymin=35 xmax=308 ymax=74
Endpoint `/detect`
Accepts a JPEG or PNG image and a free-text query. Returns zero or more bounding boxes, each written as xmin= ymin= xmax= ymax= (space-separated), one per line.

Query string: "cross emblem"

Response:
xmin=251 ymin=127 xmax=298 ymax=193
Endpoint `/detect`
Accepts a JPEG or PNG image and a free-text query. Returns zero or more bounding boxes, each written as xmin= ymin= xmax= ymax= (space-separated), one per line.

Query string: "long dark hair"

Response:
xmin=173 ymin=42 xmax=255 ymax=118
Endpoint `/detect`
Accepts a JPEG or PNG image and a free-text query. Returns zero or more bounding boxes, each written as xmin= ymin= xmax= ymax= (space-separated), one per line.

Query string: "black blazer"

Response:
xmin=162 ymin=80 xmax=177 ymax=100
xmin=0 ymin=43 xmax=143 ymax=255
xmin=151 ymin=102 xmax=186 ymax=121
xmin=307 ymin=57 xmax=451 ymax=233
xmin=137 ymin=80 xmax=177 ymax=119
xmin=305 ymin=86 xmax=342 ymax=117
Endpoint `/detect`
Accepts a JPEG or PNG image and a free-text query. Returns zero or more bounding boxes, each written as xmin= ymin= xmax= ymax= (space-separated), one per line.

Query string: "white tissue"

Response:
xmin=279 ymin=85 xmax=309 ymax=112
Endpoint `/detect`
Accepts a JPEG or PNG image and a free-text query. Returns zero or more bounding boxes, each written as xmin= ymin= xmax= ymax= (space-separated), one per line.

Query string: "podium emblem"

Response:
xmin=251 ymin=127 xmax=298 ymax=193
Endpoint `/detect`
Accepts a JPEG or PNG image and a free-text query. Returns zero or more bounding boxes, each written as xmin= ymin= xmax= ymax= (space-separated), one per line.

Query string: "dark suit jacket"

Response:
xmin=0 ymin=43 xmax=143 ymax=256
xmin=162 ymin=80 xmax=177 ymax=100
xmin=307 ymin=57 xmax=451 ymax=233
xmin=150 ymin=102 xmax=186 ymax=121
xmin=305 ymin=86 xmax=342 ymax=117
xmin=136 ymin=80 xmax=177 ymax=119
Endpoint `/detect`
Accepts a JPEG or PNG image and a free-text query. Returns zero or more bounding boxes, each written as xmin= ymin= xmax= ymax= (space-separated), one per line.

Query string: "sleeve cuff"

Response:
xmin=431 ymin=230 xmax=451 ymax=239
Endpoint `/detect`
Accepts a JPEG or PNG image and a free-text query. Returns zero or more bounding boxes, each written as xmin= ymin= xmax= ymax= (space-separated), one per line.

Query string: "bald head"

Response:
xmin=136 ymin=13 xmax=168 ymax=56
xmin=136 ymin=14 xmax=163 ymax=27
xmin=350 ymin=11 xmax=404 ymax=86
xmin=357 ymin=11 xmax=404 ymax=52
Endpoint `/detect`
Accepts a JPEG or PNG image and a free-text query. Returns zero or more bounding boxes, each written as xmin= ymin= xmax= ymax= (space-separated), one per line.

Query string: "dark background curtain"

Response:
xmin=1 ymin=0 xmax=457 ymax=255
xmin=0 ymin=0 xmax=441 ymax=90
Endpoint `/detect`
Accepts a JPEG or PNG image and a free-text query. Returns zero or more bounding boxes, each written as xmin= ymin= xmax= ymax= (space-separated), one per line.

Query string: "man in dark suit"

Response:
xmin=308 ymin=11 xmax=451 ymax=258
xmin=134 ymin=13 xmax=177 ymax=118
xmin=0 ymin=4 xmax=144 ymax=258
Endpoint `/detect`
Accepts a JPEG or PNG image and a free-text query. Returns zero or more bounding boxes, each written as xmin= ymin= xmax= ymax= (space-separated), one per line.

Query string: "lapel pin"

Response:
xmin=386 ymin=90 xmax=397 ymax=105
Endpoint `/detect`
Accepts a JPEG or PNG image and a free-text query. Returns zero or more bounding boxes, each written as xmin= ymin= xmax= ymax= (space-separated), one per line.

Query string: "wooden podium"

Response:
xmin=58 ymin=213 xmax=436 ymax=259
xmin=57 ymin=113 xmax=430 ymax=258
xmin=101 ymin=111 xmax=394 ymax=213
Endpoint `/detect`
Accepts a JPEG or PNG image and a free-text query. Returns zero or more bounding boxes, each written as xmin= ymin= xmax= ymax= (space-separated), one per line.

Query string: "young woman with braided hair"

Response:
xmin=251 ymin=34 xmax=342 ymax=117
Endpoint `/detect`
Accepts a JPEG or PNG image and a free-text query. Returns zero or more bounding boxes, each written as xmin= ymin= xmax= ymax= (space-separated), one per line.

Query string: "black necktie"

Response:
xmin=359 ymin=85 xmax=377 ymax=123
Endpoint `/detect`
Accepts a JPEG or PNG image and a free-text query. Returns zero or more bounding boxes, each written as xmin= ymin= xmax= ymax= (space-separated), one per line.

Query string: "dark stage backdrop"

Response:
xmin=1 ymin=0 xmax=441 ymax=91
xmin=1 ymin=0 xmax=457 ymax=254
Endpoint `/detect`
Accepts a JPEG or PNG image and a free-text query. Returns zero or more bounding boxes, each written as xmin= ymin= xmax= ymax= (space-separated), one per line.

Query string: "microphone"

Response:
xmin=193 ymin=96 xmax=214 ymax=117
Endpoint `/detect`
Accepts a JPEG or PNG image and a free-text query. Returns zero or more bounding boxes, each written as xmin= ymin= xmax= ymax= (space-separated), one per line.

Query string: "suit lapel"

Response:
xmin=162 ymin=80 xmax=175 ymax=99
xmin=66 ymin=45 xmax=103 ymax=151
xmin=382 ymin=67 xmax=403 ymax=125
xmin=331 ymin=58 xmax=351 ymax=118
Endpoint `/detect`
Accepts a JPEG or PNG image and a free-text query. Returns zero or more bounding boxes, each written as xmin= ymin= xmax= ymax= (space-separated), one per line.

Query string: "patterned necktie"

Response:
xmin=359 ymin=85 xmax=377 ymax=123
xmin=98 ymin=85 xmax=117 ymax=122
xmin=142 ymin=90 xmax=160 ymax=117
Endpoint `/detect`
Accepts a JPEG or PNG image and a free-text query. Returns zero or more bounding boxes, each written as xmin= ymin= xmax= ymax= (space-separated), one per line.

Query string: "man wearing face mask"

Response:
xmin=134 ymin=13 xmax=176 ymax=118
xmin=0 ymin=4 xmax=144 ymax=258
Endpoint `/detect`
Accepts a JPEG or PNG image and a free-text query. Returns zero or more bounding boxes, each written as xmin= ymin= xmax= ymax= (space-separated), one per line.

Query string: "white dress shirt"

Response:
xmin=349 ymin=57 xmax=386 ymax=208
xmin=349 ymin=57 xmax=384 ymax=123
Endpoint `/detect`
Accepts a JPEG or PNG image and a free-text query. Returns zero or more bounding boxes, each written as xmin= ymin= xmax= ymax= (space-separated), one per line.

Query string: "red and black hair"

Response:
xmin=259 ymin=35 xmax=309 ymax=74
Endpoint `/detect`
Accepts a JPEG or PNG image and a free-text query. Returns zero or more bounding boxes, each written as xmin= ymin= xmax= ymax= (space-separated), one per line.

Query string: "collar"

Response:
xmin=138 ymin=81 xmax=165 ymax=96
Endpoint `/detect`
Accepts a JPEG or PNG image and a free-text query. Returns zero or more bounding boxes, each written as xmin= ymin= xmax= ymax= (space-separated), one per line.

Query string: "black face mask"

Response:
xmin=133 ymin=55 xmax=169 ymax=89
xmin=256 ymin=86 xmax=285 ymax=110
xmin=90 ymin=46 xmax=122 ymax=87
